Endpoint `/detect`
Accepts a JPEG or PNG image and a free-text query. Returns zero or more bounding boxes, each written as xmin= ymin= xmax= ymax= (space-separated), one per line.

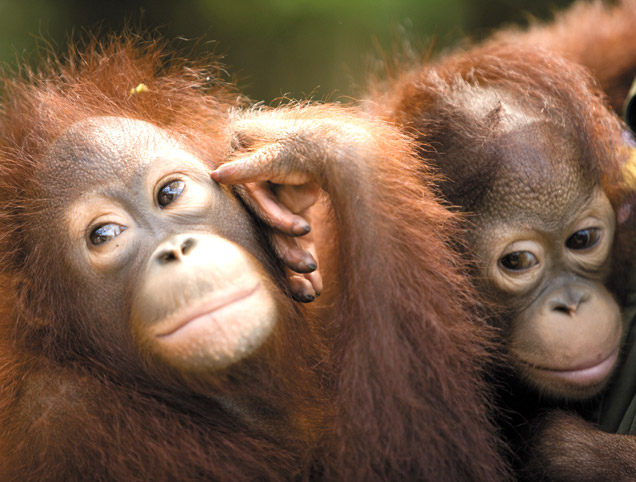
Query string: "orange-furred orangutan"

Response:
xmin=367 ymin=32 xmax=632 ymax=480
xmin=0 ymin=35 xmax=507 ymax=480
xmin=481 ymin=0 xmax=636 ymax=478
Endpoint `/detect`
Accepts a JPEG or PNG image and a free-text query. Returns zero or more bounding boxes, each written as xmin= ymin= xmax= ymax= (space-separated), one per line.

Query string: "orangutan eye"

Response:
xmin=89 ymin=223 xmax=127 ymax=246
xmin=566 ymin=228 xmax=601 ymax=250
xmin=500 ymin=251 xmax=538 ymax=271
xmin=157 ymin=180 xmax=185 ymax=208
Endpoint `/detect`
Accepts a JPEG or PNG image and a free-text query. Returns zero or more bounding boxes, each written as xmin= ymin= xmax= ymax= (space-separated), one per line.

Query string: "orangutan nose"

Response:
xmin=154 ymin=236 xmax=197 ymax=265
xmin=548 ymin=286 xmax=590 ymax=315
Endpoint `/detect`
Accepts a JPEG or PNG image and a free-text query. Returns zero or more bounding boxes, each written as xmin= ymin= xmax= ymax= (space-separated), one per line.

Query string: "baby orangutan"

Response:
xmin=0 ymin=35 xmax=506 ymax=480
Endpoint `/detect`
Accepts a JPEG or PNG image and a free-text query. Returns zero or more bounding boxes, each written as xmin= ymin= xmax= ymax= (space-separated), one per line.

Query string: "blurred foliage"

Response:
xmin=0 ymin=0 xmax=576 ymax=102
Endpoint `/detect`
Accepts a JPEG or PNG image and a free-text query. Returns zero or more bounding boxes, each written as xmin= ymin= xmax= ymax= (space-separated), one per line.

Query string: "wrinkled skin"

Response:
xmin=415 ymin=88 xmax=625 ymax=401
xmin=470 ymin=118 xmax=622 ymax=401
xmin=38 ymin=117 xmax=282 ymax=377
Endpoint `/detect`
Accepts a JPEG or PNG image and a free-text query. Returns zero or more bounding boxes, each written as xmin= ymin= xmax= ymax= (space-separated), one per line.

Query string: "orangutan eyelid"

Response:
xmin=89 ymin=223 xmax=127 ymax=246
xmin=565 ymin=227 xmax=601 ymax=251
xmin=499 ymin=251 xmax=539 ymax=272
xmin=156 ymin=179 xmax=185 ymax=208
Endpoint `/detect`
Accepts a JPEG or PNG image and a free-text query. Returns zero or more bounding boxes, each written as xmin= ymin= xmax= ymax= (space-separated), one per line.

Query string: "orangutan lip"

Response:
xmin=522 ymin=348 xmax=619 ymax=384
xmin=155 ymin=283 xmax=260 ymax=338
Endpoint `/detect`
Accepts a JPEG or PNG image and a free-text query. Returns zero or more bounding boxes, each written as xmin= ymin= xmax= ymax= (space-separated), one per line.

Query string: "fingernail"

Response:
xmin=292 ymin=291 xmax=315 ymax=303
xmin=293 ymin=256 xmax=317 ymax=273
xmin=299 ymin=293 xmax=315 ymax=303
xmin=292 ymin=220 xmax=311 ymax=236
xmin=297 ymin=258 xmax=317 ymax=272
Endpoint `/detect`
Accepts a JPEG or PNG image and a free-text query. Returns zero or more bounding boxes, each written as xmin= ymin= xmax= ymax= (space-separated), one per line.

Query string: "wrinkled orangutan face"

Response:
xmin=34 ymin=116 xmax=282 ymax=375
xmin=472 ymin=113 xmax=622 ymax=400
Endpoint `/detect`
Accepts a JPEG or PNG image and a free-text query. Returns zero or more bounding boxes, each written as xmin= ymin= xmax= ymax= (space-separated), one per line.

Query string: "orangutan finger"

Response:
xmin=291 ymin=225 xmax=322 ymax=295
xmin=211 ymin=144 xmax=314 ymax=186
xmin=303 ymin=269 xmax=323 ymax=297
xmin=286 ymin=271 xmax=318 ymax=303
xmin=270 ymin=233 xmax=317 ymax=273
xmin=240 ymin=182 xmax=311 ymax=236
xmin=274 ymin=183 xmax=321 ymax=214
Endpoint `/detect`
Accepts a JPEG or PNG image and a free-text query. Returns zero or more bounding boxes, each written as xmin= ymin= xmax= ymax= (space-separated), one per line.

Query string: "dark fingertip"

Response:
xmin=294 ymin=292 xmax=315 ymax=303
xmin=292 ymin=220 xmax=311 ymax=236
xmin=293 ymin=264 xmax=316 ymax=274
xmin=291 ymin=257 xmax=317 ymax=273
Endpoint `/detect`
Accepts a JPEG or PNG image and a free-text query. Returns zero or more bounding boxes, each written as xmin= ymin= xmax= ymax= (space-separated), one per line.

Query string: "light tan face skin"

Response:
xmin=131 ymin=233 xmax=278 ymax=371
xmin=476 ymin=188 xmax=620 ymax=399
xmin=471 ymin=118 xmax=622 ymax=400
xmin=40 ymin=116 xmax=280 ymax=374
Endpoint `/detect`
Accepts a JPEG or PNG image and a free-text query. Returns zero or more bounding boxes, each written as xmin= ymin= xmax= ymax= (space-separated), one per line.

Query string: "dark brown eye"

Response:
xmin=500 ymin=251 xmax=538 ymax=271
xmin=157 ymin=180 xmax=185 ymax=208
xmin=566 ymin=228 xmax=601 ymax=250
xmin=90 ymin=223 xmax=127 ymax=246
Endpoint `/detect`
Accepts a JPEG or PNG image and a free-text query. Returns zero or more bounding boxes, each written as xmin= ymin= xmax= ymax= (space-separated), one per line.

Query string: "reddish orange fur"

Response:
xmin=367 ymin=36 xmax=632 ymax=478
xmin=490 ymin=0 xmax=636 ymax=115
xmin=369 ymin=43 xmax=627 ymax=206
xmin=0 ymin=34 xmax=508 ymax=480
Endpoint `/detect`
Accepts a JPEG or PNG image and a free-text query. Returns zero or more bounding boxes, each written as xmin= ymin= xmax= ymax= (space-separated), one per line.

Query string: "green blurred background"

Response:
xmin=0 ymin=0 xmax=576 ymax=102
